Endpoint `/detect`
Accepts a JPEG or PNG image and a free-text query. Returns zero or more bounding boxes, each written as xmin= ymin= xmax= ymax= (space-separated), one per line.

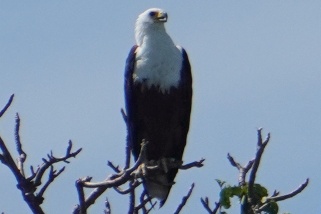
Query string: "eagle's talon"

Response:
xmin=131 ymin=162 xmax=148 ymax=178
xmin=141 ymin=163 xmax=147 ymax=176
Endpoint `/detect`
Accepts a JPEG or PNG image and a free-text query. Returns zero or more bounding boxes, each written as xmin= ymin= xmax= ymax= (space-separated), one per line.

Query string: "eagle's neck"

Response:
xmin=133 ymin=26 xmax=182 ymax=93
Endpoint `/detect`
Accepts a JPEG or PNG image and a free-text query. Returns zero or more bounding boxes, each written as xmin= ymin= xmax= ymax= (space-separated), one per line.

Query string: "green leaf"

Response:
xmin=215 ymin=179 xmax=226 ymax=189
xmin=253 ymin=183 xmax=268 ymax=198
xmin=219 ymin=185 xmax=244 ymax=209
xmin=219 ymin=186 xmax=232 ymax=208
xmin=262 ymin=201 xmax=279 ymax=214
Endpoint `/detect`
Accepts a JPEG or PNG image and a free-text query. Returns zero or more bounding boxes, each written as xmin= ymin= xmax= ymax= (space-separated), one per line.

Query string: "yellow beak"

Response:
xmin=156 ymin=12 xmax=168 ymax=22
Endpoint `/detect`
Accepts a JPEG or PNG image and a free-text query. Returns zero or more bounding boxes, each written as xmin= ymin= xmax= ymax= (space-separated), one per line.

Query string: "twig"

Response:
xmin=33 ymin=141 xmax=82 ymax=186
xmin=0 ymin=136 xmax=43 ymax=213
xmin=146 ymin=203 xmax=157 ymax=214
xmin=212 ymin=202 xmax=220 ymax=214
xmin=0 ymin=94 xmax=14 ymax=118
xmin=128 ymin=180 xmax=136 ymax=214
xmin=120 ymin=108 xmax=127 ymax=124
xmin=15 ymin=113 xmax=27 ymax=177
xmin=227 ymin=153 xmax=254 ymax=186
xmin=264 ymin=178 xmax=309 ymax=203
xmin=74 ymin=184 xmax=108 ymax=214
xmin=113 ymin=180 xmax=141 ymax=195
xmin=73 ymin=131 xmax=204 ymax=214
xmin=134 ymin=194 xmax=155 ymax=214
xmin=200 ymin=197 xmax=220 ymax=214
xmin=125 ymin=141 xmax=131 ymax=171
xmin=107 ymin=161 xmax=121 ymax=173
xmin=200 ymin=197 xmax=212 ymax=213
xmin=80 ymin=141 xmax=148 ymax=189
xmin=248 ymin=128 xmax=270 ymax=206
xmin=174 ymin=183 xmax=195 ymax=214
xmin=0 ymin=96 xmax=81 ymax=213
xmin=0 ymin=111 xmax=81 ymax=214
xmin=248 ymin=129 xmax=270 ymax=189
xmin=75 ymin=176 xmax=92 ymax=214
xmin=255 ymin=182 xmax=309 ymax=214
xmin=37 ymin=166 xmax=65 ymax=200
xmin=73 ymin=141 xmax=149 ymax=214
xmin=0 ymin=136 xmax=26 ymax=187
xmin=104 ymin=198 xmax=111 ymax=214
xmin=74 ymin=138 xmax=203 ymax=213
xmin=179 ymin=158 xmax=205 ymax=169
xmin=138 ymin=191 xmax=148 ymax=214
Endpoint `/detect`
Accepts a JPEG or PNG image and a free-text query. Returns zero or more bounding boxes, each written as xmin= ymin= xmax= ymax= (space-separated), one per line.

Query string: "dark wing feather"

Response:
xmin=124 ymin=45 xmax=138 ymax=156
xmin=174 ymin=47 xmax=193 ymax=160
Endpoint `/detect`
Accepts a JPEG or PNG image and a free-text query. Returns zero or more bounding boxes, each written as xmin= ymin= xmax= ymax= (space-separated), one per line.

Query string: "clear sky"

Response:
xmin=1 ymin=1 xmax=321 ymax=213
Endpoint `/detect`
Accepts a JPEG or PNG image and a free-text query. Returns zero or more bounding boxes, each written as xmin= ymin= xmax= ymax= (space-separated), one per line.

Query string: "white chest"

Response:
xmin=133 ymin=41 xmax=183 ymax=92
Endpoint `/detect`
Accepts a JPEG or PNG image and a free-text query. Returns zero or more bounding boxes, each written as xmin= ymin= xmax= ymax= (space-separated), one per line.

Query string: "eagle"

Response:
xmin=124 ymin=8 xmax=192 ymax=206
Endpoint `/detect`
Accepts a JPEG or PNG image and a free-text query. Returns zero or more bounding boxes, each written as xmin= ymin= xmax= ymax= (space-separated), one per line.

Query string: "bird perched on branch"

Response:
xmin=124 ymin=8 xmax=192 ymax=206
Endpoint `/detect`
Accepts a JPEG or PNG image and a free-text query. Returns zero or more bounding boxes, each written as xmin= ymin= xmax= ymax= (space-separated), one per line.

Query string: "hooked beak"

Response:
xmin=156 ymin=12 xmax=168 ymax=22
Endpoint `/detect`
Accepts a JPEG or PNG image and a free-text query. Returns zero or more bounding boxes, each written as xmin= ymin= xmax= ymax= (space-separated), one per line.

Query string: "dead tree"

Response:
xmin=0 ymin=95 xmax=203 ymax=214
xmin=0 ymin=94 xmax=82 ymax=213
xmin=201 ymin=128 xmax=309 ymax=214
xmin=73 ymin=109 xmax=204 ymax=214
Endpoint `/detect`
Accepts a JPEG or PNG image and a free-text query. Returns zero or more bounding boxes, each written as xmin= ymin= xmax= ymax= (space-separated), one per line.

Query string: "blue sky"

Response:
xmin=1 ymin=1 xmax=321 ymax=213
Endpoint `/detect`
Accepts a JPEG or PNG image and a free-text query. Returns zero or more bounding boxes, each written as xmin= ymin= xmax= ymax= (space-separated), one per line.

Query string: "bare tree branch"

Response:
xmin=128 ymin=180 xmax=136 ymax=214
xmin=264 ymin=178 xmax=309 ymax=203
xmin=107 ymin=161 xmax=121 ymax=173
xmin=0 ymin=98 xmax=82 ymax=214
xmin=200 ymin=197 xmax=220 ymax=214
xmin=0 ymin=94 xmax=14 ymax=118
xmin=113 ymin=180 xmax=141 ymax=195
xmin=104 ymin=198 xmax=111 ymax=214
xmin=75 ymin=176 xmax=92 ymax=214
xmin=255 ymin=180 xmax=309 ymax=214
xmin=179 ymin=158 xmax=205 ymax=170
xmin=120 ymin=108 xmax=127 ymax=124
xmin=134 ymin=193 xmax=155 ymax=214
xmin=174 ymin=183 xmax=195 ymax=214
xmin=73 ymin=137 xmax=204 ymax=213
xmin=73 ymin=141 xmax=150 ymax=214
xmin=202 ymin=128 xmax=308 ymax=214
xmin=227 ymin=153 xmax=254 ymax=186
xmin=0 ymin=135 xmax=81 ymax=214
xmin=14 ymin=113 xmax=27 ymax=177
xmin=0 ymin=135 xmax=43 ymax=213
xmin=248 ymin=128 xmax=270 ymax=202
xmin=33 ymin=141 xmax=82 ymax=186
xmin=37 ymin=166 xmax=65 ymax=200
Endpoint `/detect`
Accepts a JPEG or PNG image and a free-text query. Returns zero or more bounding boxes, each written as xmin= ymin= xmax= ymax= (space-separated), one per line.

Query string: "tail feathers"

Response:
xmin=145 ymin=174 xmax=171 ymax=207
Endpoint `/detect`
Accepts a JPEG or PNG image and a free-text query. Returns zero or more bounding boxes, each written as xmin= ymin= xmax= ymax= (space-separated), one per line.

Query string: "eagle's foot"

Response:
xmin=131 ymin=162 xmax=148 ymax=178
xmin=131 ymin=158 xmax=184 ymax=178
xmin=159 ymin=158 xmax=183 ymax=173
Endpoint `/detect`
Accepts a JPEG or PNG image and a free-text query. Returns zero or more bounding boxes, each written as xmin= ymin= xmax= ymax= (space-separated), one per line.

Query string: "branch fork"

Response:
xmin=0 ymin=95 xmax=82 ymax=214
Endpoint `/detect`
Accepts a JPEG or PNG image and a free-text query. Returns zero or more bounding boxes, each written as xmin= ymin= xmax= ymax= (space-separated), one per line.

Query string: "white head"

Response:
xmin=135 ymin=8 xmax=168 ymax=46
xmin=133 ymin=8 xmax=182 ymax=92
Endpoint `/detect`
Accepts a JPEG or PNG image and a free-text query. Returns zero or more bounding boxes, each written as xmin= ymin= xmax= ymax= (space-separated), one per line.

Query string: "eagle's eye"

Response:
xmin=149 ymin=11 xmax=156 ymax=17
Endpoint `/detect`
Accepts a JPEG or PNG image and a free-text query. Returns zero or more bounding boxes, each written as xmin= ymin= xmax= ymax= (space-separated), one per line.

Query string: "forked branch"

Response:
xmin=202 ymin=128 xmax=309 ymax=214
xmin=73 ymin=139 xmax=203 ymax=214
xmin=0 ymin=96 xmax=82 ymax=213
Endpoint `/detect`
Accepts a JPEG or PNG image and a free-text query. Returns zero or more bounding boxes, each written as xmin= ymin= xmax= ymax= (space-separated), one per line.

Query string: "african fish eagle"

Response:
xmin=124 ymin=8 xmax=192 ymax=206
